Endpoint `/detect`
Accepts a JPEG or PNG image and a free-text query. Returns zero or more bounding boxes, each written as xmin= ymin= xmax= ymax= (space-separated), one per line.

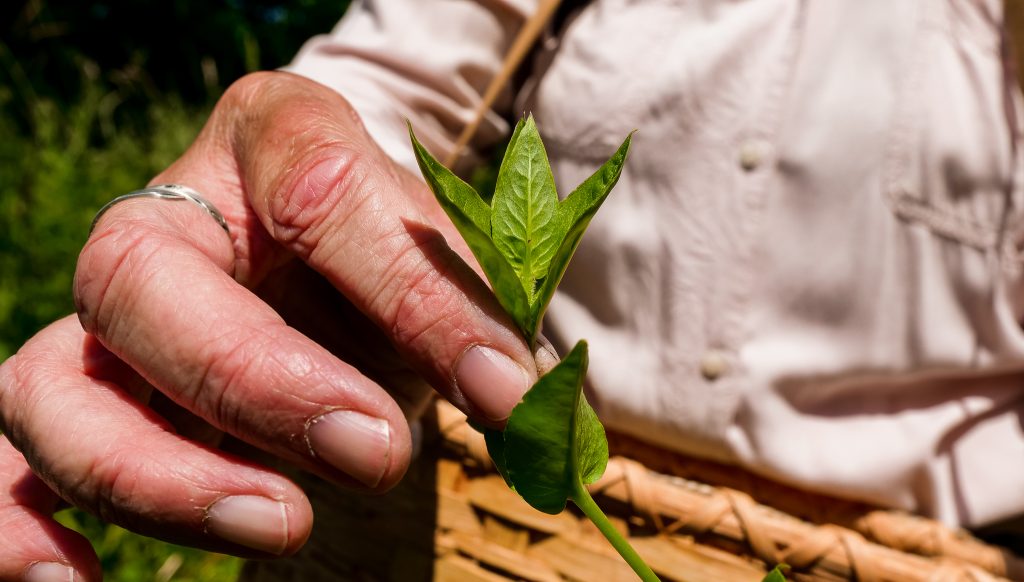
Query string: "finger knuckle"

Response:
xmin=374 ymin=231 xmax=467 ymax=351
xmin=224 ymin=72 xmax=377 ymax=261
xmin=88 ymin=446 xmax=146 ymax=525
xmin=0 ymin=349 xmax=60 ymax=447
xmin=74 ymin=219 xmax=170 ymax=338
xmin=219 ymin=71 xmax=290 ymax=120
xmin=270 ymin=143 xmax=377 ymax=260
xmin=85 ymin=442 xmax=192 ymax=536
xmin=222 ymin=70 xmax=358 ymax=131
xmin=188 ymin=326 xmax=278 ymax=436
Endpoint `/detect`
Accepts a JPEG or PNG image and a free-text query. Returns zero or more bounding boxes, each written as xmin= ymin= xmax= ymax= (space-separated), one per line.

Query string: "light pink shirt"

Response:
xmin=288 ymin=0 xmax=1024 ymax=528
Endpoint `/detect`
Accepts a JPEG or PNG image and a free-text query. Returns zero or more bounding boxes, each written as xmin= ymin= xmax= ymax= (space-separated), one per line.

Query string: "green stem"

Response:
xmin=572 ymin=481 xmax=660 ymax=582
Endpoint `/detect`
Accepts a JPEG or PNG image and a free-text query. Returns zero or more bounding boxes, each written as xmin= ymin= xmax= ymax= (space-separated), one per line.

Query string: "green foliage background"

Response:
xmin=1 ymin=0 xmax=349 ymax=579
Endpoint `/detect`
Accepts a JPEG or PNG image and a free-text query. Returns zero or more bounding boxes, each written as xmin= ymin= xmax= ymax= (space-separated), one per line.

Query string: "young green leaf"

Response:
xmin=408 ymin=125 xmax=531 ymax=329
xmin=502 ymin=340 xmax=608 ymax=514
xmin=532 ymin=132 xmax=633 ymax=327
xmin=491 ymin=117 xmax=560 ymax=301
xmin=761 ymin=565 xmax=788 ymax=582
xmin=409 ymin=117 xmax=631 ymax=346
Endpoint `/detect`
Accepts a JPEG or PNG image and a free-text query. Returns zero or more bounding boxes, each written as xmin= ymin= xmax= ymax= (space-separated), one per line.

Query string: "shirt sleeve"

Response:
xmin=283 ymin=0 xmax=534 ymax=172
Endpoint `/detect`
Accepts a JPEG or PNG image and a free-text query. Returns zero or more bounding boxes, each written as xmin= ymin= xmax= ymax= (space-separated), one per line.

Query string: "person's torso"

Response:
xmin=527 ymin=0 xmax=1024 ymax=526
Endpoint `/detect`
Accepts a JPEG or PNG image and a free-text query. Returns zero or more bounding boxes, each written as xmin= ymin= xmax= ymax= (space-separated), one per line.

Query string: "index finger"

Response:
xmin=229 ymin=72 xmax=536 ymax=424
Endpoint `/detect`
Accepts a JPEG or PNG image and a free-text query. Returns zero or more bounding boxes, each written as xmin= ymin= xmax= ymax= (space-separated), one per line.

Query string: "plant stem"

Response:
xmin=572 ymin=481 xmax=660 ymax=582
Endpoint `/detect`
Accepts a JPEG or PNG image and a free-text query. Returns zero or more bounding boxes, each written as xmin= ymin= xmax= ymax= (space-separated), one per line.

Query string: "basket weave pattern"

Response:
xmin=434 ymin=400 xmax=1023 ymax=582
xmin=240 ymin=399 xmax=1024 ymax=581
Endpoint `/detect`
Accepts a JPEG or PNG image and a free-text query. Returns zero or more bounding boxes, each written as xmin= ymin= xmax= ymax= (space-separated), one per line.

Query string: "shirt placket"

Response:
xmin=698 ymin=0 xmax=808 ymax=435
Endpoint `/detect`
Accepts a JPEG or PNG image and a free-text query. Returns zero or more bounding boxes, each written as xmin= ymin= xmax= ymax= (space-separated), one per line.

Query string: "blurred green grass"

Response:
xmin=58 ymin=510 xmax=242 ymax=582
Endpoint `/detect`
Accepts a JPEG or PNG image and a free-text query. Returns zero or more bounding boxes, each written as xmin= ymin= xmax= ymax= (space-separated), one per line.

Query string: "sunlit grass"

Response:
xmin=57 ymin=511 xmax=241 ymax=582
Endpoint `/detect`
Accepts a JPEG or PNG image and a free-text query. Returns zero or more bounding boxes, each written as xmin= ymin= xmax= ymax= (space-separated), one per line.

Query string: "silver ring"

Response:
xmin=90 ymin=184 xmax=231 ymax=237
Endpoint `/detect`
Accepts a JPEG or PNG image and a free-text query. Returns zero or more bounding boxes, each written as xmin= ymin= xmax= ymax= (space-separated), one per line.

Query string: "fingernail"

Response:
xmin=306 ymin=410 xmax=390 ymax=488
xmin=206 ymin=495 xmax=288 ymax=555
xmin=25 ymin=562 xmax=74 ymax=582
xmin=455 ymin=346 xmax=531 ymax=422
xmin=533 ymin=337 xmax=560 ymax=376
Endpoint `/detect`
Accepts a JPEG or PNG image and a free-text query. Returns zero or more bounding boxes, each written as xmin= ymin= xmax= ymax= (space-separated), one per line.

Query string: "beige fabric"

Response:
xmin=286 ymin=0 xmax=1024 ymax=528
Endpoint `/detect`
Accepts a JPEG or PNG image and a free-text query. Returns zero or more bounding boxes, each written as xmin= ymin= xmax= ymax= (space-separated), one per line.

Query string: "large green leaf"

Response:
xmin=503 ymin=341 xmax=608 ymax=514
xmin=490 ymin=116 xmax=560 ymax=301
xmin=408 ymin=125 xmax=531 ymax=330
xmin=533 ymin=133 xmax=632 ymax=327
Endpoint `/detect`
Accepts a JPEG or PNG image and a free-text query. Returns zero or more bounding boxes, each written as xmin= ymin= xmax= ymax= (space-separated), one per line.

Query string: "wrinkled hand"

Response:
xmin=0 ymin=71 xmax=548 ymax=579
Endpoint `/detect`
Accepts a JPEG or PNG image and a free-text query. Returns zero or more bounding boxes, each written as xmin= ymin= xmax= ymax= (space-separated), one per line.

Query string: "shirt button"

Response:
xmin=700 ymin=350 xmax=728 ymax=381
xmin=738 ymin=140 xmax=765 ymax=171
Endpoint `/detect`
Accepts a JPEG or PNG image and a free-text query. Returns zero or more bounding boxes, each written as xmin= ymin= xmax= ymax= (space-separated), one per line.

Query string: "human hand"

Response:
xmin=0 ymin=71 xmax=548 ymax=575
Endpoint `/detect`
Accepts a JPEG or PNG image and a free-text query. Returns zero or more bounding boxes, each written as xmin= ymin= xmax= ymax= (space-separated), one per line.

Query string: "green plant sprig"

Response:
xmin=410 ymin=116 xmax=655 ymax=579
xmin=410 ymin=116 xmax=630 ymax=346
xmin=411 ymin=117 xmax=786 ymax=582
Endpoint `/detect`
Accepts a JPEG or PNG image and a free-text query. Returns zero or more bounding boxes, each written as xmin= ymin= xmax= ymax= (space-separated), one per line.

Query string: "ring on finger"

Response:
xmin=90 ymin=184 xmax=231 ymax=239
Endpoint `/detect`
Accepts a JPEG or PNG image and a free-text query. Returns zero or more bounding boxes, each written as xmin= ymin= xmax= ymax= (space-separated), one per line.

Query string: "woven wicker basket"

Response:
xmin=241 ymin=398 xmax=1024 ymax=582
